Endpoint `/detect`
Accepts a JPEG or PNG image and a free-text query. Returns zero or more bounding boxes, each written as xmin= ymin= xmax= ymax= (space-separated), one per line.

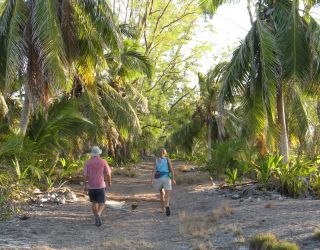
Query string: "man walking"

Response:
xmin=83 ymin=146 xmax=112 ymax=227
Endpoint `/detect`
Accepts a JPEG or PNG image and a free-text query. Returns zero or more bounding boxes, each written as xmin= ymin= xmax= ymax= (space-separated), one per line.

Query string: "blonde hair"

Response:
xmin=159 ymin=148 xmax=167 ymax=156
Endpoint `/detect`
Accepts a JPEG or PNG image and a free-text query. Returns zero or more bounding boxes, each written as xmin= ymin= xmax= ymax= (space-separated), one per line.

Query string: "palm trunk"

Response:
xmin=207 ymin=119 xmax=213 ymax=161
xmin=19 ymin=85 xmax=31 ymax=136
xmin=0 ymin=92 xmax=8 ymax=117
xmin=277 ymin=84 xmax=289 ymax=164
xmin=247 ymin=0 xmax=254 ymax=25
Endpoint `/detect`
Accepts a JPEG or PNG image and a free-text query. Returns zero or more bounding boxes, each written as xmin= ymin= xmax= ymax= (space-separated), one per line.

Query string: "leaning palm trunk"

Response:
xmin=19 ymin=86 xmax=31 ymax=136
xmin=207 ymin=119 xmax=213 ymax=161
xmin=0 ymin=92 xmax=8 ymax=117
xmin=277 ymin=85 xmax=289 ymax=164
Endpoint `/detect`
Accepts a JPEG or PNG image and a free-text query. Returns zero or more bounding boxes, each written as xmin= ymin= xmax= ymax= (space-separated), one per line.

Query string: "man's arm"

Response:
xmin=105 ymin=174 xmax=112 ymax=188
xmin=83 ymin=163 xmax=89 ymax=192
xmin=104 ymin=163 xmax=112 ymax=188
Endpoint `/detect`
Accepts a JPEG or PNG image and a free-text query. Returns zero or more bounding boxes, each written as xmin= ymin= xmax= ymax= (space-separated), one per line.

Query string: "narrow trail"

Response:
xmin=1 ymin=161 xmax=320 ymax=250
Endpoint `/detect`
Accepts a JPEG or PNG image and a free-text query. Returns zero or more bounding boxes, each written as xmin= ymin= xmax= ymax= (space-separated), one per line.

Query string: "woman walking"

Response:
xmin=151 ymin=148 xmax=176 ymax=216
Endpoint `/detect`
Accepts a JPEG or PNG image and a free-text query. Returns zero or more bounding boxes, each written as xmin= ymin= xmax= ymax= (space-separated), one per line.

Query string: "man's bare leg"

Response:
xmin=92 ymin=202 xmax=98 ymax=216
xmin=97 ymin=203 xmax=105 ymax=216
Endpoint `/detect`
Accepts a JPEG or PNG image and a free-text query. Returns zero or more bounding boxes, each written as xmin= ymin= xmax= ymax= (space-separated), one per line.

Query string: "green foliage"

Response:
xmin=206 ymin=139 xmax=244 ymax=175
xmin=275 ymin=160 xmax=318 ymax=197
xmin=0 ymin=169 xmax=28 ymax=220
xmin=59 ymin=157 xmax=85 ymax=179
xmin=225 ymin=167 xmax=238 ymax=187
xmin=310 ymin=172 xmax=320 ymax=196
xmin=249 ymin=232 xmax=300 ymax=250
xmin=254 ymin=155 xmax=283 ymax=187
xmin=313 ymin=230 xmax=320 ymax=240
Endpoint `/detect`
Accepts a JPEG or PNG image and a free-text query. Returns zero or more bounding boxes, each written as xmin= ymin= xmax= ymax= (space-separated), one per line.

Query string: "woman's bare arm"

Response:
xmin=168 ymin=158 xmax=176 ymax=184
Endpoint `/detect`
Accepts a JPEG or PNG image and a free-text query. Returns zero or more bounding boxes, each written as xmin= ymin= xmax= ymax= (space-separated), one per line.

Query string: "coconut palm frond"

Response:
xmin=199 ymin=0 xmax=238 ymax=16
xmin=255 ymin=19 xmax=279 ymax=119
xmin=0 ymin=34 xmax=6 ymax=87
xmin=219 ymin=24 xmax=255 ymax=106
xmin=123 ymin=81 xmax=149 ymax=113
xmin=169 ymin=117 xmax=203 ymax=153
xmin=273 ymin=0 xmax=310 ymax=80
xmin=0 ymin=0 xmax=14 ymax=35
xmin=197 ymin=72 xmax=207 ymax=98
xmin=207 ymin=62 xmax=228 ymax=86
xmin=241 ymin=80 xmax=267 ymax=139
xmin=32 ymin=0 xmax=67 ymax=90
xmin=80 ymin=90 xmax=125 ymax=145
xmin=79 ymin=90 xmax=108 ymax=138
xmin=287 ymin=84 xmax=309 ymax=140
xmin=223 ymin=18 xmax=279 ymax=138
xmin=4 ymin=0 xmax=27 ymax=93
xmin=73 ymin=3 xmax=106 ymax=84
xmin=98 ymin=82 xmax=141 ymax=135
xmin=76 ymin=0 xmax=122 ymax=51
xmin=119 ymin=23 xmax=139 ymax=39
xmin=307 ymin=17 xmax=320 ymax=84
xmin=60 ymin=0 xmax=79 ymax=63
xmin=0 ymin=133 xmax=35 ymax=158
xmin=28 ymin=99 xmax=93 ymax=154
xmin=120 ymin=49 xmax=154 ymax=80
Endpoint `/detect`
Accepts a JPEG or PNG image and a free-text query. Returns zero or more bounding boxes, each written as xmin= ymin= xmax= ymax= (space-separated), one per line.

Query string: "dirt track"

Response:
xmin=1 ymin=161 xmax=320 ymax=250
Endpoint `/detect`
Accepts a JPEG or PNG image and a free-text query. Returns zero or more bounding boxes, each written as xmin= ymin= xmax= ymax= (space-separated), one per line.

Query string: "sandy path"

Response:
xmin=1 ymin=160 xmax=320 ymax=249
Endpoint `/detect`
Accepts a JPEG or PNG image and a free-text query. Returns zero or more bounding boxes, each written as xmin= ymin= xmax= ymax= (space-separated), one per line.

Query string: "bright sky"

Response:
xmin=183 ymin=2 xmax=251 ymax=86
xmin=190 ymin=3 xmax=320 ymax=76
xmin=195 ymin=2 xmax=251 ymax=73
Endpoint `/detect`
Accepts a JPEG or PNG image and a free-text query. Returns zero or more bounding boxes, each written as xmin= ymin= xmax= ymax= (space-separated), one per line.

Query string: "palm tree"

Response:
xmin=197 ymin=64 xmax=224 ymax=160
xmin=169 ymin=63 xmax=239 ymax=160
xmin=0 ymin=0 xmax=121 ymax=135
xmin=100 ymin=39 xmax=153 ymax=158
xmin=203 ymin=0 xmax=320 ymax=163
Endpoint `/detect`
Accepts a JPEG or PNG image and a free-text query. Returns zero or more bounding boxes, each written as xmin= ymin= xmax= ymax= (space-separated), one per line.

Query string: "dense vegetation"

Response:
xmin=1 ymin=0 xmax=320 ymax=215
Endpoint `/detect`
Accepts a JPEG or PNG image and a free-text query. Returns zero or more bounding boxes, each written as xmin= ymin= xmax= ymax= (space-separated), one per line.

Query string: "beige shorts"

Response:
xmin=153 ymin=177 xmax=172 ymax=191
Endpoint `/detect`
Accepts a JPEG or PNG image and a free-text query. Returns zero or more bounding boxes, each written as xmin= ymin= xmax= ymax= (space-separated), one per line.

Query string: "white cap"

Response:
xmin=91 ymin=146 xmax=102 ymax=156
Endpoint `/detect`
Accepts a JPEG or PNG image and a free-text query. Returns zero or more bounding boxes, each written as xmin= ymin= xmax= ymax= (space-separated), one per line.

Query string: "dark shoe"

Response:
xmin=165 ymin=206 xmax=170 ymax=216
xmin=95 ymin=215 xmax=102 ymax=227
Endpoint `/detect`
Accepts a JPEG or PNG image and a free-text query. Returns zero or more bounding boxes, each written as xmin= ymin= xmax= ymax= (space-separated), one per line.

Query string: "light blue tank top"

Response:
xmin=156 ymin=157 xmax=169 ymax=176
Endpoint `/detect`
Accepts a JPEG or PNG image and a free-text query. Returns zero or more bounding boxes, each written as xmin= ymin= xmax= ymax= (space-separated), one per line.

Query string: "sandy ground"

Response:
xmin=1 ymin=160 xmax=320 ymax=250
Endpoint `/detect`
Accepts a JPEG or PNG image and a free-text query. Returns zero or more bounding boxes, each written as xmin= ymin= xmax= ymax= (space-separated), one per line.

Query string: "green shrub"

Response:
xmin=249 ymin=232 xmax=300 ymax=250
xmin=310 ymin=173 xmax=320 ymax=196
xmin=225 ymin=167 xmax=239 ymax=187
xmin=0 ymin=171 xmax=28 ymax=220
xmin=254 ymin=155 xmax=282 ymax=187
xmin=206 ymin=140 xmax=244 ymax=175
xmin=249 ymin=232 xmax=278 ymax=249
xmin=275 ymin=160 xmax=317 ymax=197
xmin=262 ymin=241 xmax=299 ymax=250
xmin=313 ymin=230 xmax=320 ymax=240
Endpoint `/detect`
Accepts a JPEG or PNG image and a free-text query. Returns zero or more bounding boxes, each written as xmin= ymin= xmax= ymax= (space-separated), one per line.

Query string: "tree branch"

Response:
xmin=159 ymin=12 xmax=196 ymax=34
xmin=169 ymin=86 xmax=196 ymax=112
